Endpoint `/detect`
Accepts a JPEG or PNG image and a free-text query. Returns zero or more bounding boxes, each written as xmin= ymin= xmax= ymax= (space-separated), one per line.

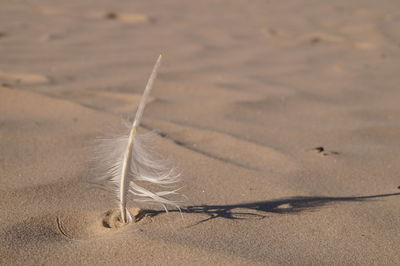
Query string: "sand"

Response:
xmin=1 ymin=0 xmax=399 ymax=265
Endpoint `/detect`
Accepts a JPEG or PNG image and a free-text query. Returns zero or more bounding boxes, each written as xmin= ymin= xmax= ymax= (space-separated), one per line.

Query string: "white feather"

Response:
xmin=90 ymin=55 xmax=182 ymax=223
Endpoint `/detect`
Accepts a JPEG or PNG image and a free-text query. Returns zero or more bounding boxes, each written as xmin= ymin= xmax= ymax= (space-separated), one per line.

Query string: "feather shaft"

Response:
xmin=119 ymin=55 xmax=162 ymax=223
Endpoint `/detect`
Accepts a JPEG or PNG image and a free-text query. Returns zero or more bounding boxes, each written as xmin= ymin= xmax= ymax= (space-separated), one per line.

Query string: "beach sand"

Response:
xmin=0 ymin=0 xmax=399 ymax=265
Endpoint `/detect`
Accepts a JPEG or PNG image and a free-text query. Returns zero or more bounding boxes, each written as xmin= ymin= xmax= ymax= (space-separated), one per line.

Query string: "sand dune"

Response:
xmin=1 ymin=0 xmax=400 ymax=265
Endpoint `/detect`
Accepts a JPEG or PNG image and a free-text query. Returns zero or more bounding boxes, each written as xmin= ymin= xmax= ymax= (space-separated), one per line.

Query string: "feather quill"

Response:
xmin=91 ymin=55 xmax=181 ymax=223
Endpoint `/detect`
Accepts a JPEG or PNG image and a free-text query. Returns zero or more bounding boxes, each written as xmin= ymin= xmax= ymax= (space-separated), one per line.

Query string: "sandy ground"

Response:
xmin=1 ymin=0 xmax=400 ymax=265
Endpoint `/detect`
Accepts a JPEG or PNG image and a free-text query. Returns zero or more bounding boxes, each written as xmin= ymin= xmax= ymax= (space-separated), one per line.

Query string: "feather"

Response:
xmin=91 ymin=55 xmax=181 ymax=223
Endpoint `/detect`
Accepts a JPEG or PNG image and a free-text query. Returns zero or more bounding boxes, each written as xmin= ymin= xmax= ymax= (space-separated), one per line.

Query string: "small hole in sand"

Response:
xmin=1 ymin=83 xmax=11 ymax=88
xmin=174 ymin=140 xmax=184 ymax=146
xmin=312 ymin=146 xmax=340 ymax=156
xmin=158 ymin=132 xmax=167 ymax=138
xmin=310 ymin=37 xmax=321 ymax=44
xmin=105 ymin=12 xmax=118 ymax=20
xmin=314 ymin=147 xmax=324 ymax=153
xmin=102 ymin=208 xmax=144 ymax=229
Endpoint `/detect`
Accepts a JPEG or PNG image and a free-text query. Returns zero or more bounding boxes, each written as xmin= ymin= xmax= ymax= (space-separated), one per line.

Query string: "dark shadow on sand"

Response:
xmin=146 ymin=192 xmax=400 ymax=226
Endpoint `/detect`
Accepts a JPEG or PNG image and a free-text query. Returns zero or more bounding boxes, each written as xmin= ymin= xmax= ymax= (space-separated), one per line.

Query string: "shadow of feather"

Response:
xmin=146 ymin=192 xmax=400 ymax=227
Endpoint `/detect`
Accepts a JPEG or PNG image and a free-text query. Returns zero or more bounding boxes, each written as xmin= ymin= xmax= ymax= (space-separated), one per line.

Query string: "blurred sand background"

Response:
xmin=0 ymin=0 xmax=400 ymax=265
